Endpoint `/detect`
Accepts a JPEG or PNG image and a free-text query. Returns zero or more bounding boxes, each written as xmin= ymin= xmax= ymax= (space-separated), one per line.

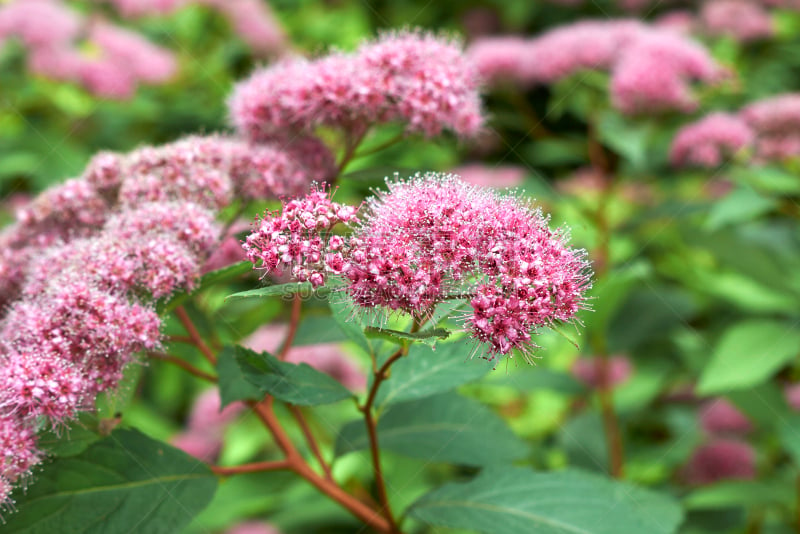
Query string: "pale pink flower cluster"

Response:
xmin=230 ymin=30 xmax=483 ymax=142
xmin=0 ymin=0 xmax=177 ymax=99
xmin=452 ymin=164 xmax=526 ymax=188
xmin=699 ymin=398 xmax=752 ymax=436
xmin=669 ymin=113 xmax=754 ymax=167
xmin=610 ymin=30 xmax=723 ymax=114
xmin=172 ymin=388 xmax=245 ymax=462
xmin=700 ymin=0 xmax=774 ymax=42
xmin=0 ymin=132 xmax=326 ymax=506
xmin=468 ymin=20 xmax=722 ymax=115
xmin=741 ymin=93 xmax=800 ymax=161
xmin=107 ymin=0 xmax=286 ymax=56
xmin=246 ymin=174 xmax=590 ymax=359
xmin=243 ymin=185 xmax=358 ymax=288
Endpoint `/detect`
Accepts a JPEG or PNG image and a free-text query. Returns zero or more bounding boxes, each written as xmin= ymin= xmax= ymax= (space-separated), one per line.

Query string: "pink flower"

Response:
xmin=88 ymin=21 xmax=177 ymax=84
xmin=570 ymin=356 xmax=633 ymax=389
xmin=611 ymin=30 xmax=722 ymax=114
xmin=345 ymin=174 xmax=590 ymax=358
xmin=107 ymin=0 xmax=186 ymax=17
xmin=188 ymin=388 xmax=245 ymax=432
xmin=201 ymin=0 xmax=286 ymax=56
xmin=785 ymin=383 xmax=800 ymax=411
xmin=0 ymin=0 xmax=81 ymax=48
xmin=682 ymin=439 xmax=756 ymax=485
xmin=171 ymin=431 xmax=222 ymax=462
xmin=243 ymin=185 xmax=359 ymax=288
xmin=700 ymin=0 xmax=774 ymax=42
xmin=670 ymin=112 xmax=754 ymax=167
xmin=0 ymin=413 xmax=40 ymax=484
xmin=230 ymin=29 xmax=483 ymax=141
xmin=699 ymin=398 xmax=752 ymax=436
xmin=467 ymin=37 xmax=536 ymax=87
xmin=528 ymin=20 xmax=644 ymax=83
xmin=452 ymin=164 xmax=526 ymax=188
xmin=225 ymin=521 xmax=283 ymax=534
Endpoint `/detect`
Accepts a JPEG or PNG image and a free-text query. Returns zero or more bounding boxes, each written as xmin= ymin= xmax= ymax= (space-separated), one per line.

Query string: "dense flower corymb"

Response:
xmin=244 ymin=174 xmax=591 ymax=360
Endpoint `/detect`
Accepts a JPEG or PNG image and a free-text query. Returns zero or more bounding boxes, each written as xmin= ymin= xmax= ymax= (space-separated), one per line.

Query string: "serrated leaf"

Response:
xmin=216 ymin=345 xmax=263 ymax=408
xmin=336 ymin=393 xmax=527 ymax=466
xmin=226 ymin=281 xmax=336 ymax=301
xmin=233 ymin=344 xmax=355 ymax=406
xmin=364 ymin=326 xmax=451 ymax=346
xmin=6 ymin=429 xmax=217 ymax=534
xmin=697 ymin=320 xmax=800 ymax=394
xmin=408 ymin=467 xmax=683 ymax=534
xmin=374 ymin=340 xmax=494 ymax=407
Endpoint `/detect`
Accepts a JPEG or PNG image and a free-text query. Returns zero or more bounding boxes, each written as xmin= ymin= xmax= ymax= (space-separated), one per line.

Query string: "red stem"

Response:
xmin=174 ymin=306 xmax=217 ymax=365
xmin=147 ymin=351 xmax=216 ymax=383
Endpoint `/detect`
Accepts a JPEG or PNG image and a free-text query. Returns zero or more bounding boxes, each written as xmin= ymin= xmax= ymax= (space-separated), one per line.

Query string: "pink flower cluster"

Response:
xmin=243 ymin=185 xmax=358 ymax=288
xmin=230 ymin=30 xmax=483 ymax=142
xmin=172 ymin=388 xmax=245 ymax=462
xmin=700 ymin=0 xmax=774 ymax=42
xmin=669 ymin=113 xmax=754 ymax=167
xmin=107 ymin=0 xmax=286 ymax=56
xmin=0 ymin=132 xmax=329 ymax=506
xmin=741 ymin=93 xmax=800 ymax=162
xmin=0 ymin=0 xmax=177 ymax=99
xmin=245 ymin=174 xmax=591 ymax=360
xmin=468 ymin=20 xmax=723 ymax=115
xmin=670 ymin=93 xmax=800 ymax=166
xmin=683 ymin=398 xmax=755 ymax=485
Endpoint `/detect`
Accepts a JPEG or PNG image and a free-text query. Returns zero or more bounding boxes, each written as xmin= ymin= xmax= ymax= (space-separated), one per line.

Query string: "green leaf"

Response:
xmin=6 ymin=429 xmax=217 ymax=534
xmin=216 ymin=345 xmax=263 ymax=408
xmin=329 ymin=296 xmax=373 ymax=356
xmin=336 ymin=393 xmax=527 ymax=466
xmin=597 ymin=110 xmax=654 ymax=170
xmin=488 ymin=367 xmax=585 ymax=395
xmin=704 ymin=187 xmax=775 ymax=231
xmin=779 ymin=413 xmax=800 ymax=466
xmin=364 ymin=326 xmax=451 ymax=346
xmin=685 ymin=480 xmax=791 ymax=510
xmin=697 ymin=319 xmax=800 ymax=395
xmin=226 ymin=281 xmax=336 ymax=301
xmin=233 ymin=344 xmax=355 ymax=406
xmin=374 ymin=340 xmax=495 ymax=407
xmin=526 ymin=138 xmax=588 ymax=167
xmin=409 ymin=467 xmax=683 ymax=534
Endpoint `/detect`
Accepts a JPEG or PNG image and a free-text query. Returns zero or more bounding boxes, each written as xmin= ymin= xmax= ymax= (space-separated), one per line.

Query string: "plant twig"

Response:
xmin=211 ymin=460 xmax=290 ymax=476
xmin=174 ymin=306 xmax=217 ymax=365
xmin=290 ymin=405 xmax=334 ymax=480
xmin=147 ymin=351 xmax=217 ymax=383
xmin=358 ymin=348 xmax=406 ymax=532
xmin=597 ymin=356 xmax=625 ymax=479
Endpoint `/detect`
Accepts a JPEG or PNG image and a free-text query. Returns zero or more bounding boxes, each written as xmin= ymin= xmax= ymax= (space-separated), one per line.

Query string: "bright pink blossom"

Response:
xmin=670 ymin=112 xmax=754 ymax=167
xmin=467 ymin=37 xmax=534 ymax=86
xmin=244 ymin=185 xmax=358 ymax=288
xmin=0 ymin=414 xmax=40 ymax=484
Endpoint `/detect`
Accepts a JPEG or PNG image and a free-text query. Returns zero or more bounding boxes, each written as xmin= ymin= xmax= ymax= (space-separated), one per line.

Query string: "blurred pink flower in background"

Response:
xmin=453 ymin=164 xmax=526 ymax=188
xmin=682 ymin=439 xmax=756 ymax=485
xmin=670 ymin=112 xmax=754 ymax=168
xmin=785 ymin=383 xmax=800 ymax=411
xmin=225 ymin=521 xmax=283 ymax=534
xmin=571 ymin=355 xmax=633 ymax=389
xmin=171 ymin=388 xmax=245 ymax=462
xmin=699 ymin=398 xmax=753 ymax=436
xmin=700 ymin=0 xmax=774 ymax=42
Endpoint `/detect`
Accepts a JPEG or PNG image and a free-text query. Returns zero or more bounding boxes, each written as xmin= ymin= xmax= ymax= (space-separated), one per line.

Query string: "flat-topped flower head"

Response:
xmin=346 ymin=173 xmax=591 ymax=360
xmin=229 ymin=28 xmax=483 ymax=141
xmin=670 ymin=112 xmax=754 ymax=167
